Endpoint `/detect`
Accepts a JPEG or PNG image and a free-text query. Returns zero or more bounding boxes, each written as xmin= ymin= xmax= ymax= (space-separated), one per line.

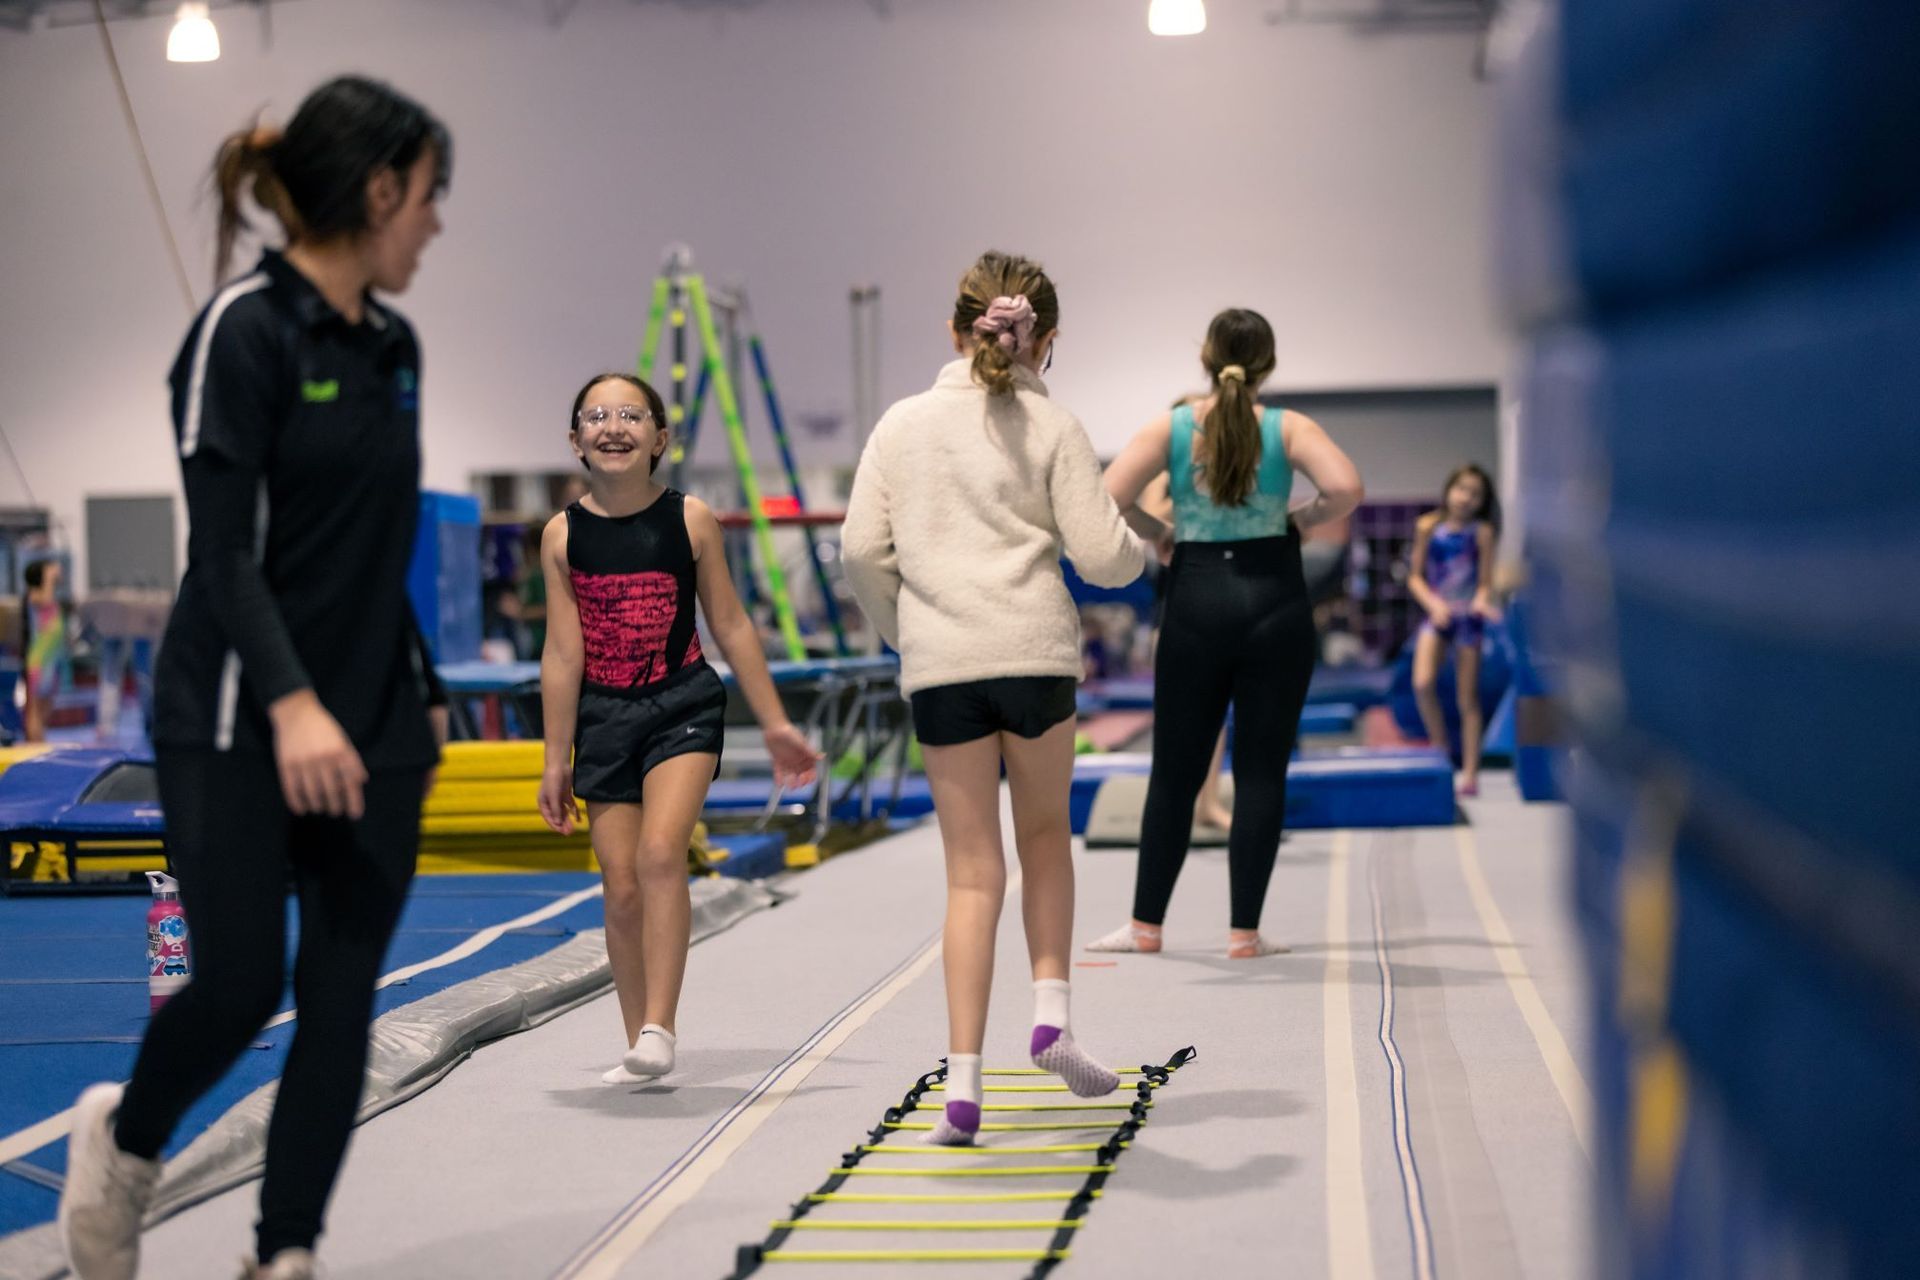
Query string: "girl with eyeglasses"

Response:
xmin=536 ymin=372 xmax=820 ymax=1085
xmin=842 ymin=251 xmax=1148 ymax=1145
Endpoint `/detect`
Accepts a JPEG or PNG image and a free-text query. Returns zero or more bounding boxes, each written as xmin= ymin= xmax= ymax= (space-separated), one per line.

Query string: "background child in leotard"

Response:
xmin=1407 ymin=463 xmax=1501 ymax=796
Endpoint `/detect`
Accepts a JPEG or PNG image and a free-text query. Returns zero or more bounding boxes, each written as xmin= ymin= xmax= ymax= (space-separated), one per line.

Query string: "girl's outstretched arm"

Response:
xmin=537 ymin=513 xmax=585 ymax=834
xmin=686 ymin=497 xmax=822 ymax=791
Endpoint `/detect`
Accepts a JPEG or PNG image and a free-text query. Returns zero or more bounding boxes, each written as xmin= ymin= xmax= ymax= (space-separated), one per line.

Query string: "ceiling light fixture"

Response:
xmin=1148 ymin=0 xmax=1207 ymax=37
xmin=166 ymin=3 xmax=220 ymax=63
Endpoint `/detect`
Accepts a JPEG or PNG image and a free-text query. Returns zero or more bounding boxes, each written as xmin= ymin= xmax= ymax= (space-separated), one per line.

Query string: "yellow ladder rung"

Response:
xmin=770 ymin=1219 xmax=1082 ymax=1232
xmin=838 ymin=1166 xmax=1105 ymax=1178
xmin=914 ymin=1101 xmax=1148 ymax=1112
xmin=885 ymin=1121 xmax=1129 ymax=1132
xmin=857 ymin=1143 xmax=1125 ymax=1156
xmin=984 ymin=1067 xmax=1144 ymax=1076
xmin=810 ymin=1189 xmax=1105 ymax=1205
xmin=764 ymin=1249 xmax=1069 ymax=1263
xmin=929 ymin=1081 xmax=1160 ymax=1093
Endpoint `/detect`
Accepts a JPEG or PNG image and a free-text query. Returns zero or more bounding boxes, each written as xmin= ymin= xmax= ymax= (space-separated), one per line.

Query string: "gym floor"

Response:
xmin=47 ymin=772 xmax=1588 ymax=1280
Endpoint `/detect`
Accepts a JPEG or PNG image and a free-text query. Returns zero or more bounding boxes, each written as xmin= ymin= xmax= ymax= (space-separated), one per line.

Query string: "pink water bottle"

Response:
xmin=145 ymin=871 xmax=191 ymax=1012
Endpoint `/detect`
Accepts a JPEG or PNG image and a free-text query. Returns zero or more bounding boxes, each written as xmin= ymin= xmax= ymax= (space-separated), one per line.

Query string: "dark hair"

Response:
xmin=213 ymin=76 xmax=452 ymax=282
xmin=1442 ymin=463 xmax=1501 ymax=533
xmin=952 ymin=251 xmax=1060 ymax=397
xmin=1198 ymin=308 xmax=1278 ymax=508
xmin=23 ymin=560 xmax=50 ymax=591
xmin=570 ymin=373 xmax=670 ymax=474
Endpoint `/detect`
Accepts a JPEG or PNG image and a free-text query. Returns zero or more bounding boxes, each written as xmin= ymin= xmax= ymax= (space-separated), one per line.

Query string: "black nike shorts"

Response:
xmin=572 ymin=663 xmax=727 ymax=804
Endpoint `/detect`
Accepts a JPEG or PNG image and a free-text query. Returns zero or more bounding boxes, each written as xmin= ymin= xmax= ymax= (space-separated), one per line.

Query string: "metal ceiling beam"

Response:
xmin=0 ymin=0 xmax=281 ymax=34
xmin=1263 ymin=0 xmax=1494 ymax=29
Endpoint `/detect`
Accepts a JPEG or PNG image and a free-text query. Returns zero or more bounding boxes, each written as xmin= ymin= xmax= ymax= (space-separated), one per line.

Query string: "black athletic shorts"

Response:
xmin=910 ymin=676 xmax=1078 ymax=748
xmin=573 ymin=662 xmax=727 ymax=804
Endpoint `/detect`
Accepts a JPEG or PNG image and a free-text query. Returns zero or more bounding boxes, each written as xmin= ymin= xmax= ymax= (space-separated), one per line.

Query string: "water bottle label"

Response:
xmin=149 ymin=915 xmax=190 ymax=978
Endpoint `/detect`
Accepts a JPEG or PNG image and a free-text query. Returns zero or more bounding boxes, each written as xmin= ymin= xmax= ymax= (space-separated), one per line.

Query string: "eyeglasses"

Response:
xmin=576 ymin=404 xmax=654 ymax=429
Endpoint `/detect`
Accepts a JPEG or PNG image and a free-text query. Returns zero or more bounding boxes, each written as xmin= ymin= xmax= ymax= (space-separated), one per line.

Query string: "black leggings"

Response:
xmin=115 ymin=749 xmax=422 ymax=1262
xmin=1134 ymin=535 xmax=1317 ymax=931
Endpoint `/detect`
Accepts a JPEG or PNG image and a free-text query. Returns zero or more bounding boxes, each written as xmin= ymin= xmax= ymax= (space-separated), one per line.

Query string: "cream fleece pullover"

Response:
xmin=842 ymin=359 xmax=1147 ymax=696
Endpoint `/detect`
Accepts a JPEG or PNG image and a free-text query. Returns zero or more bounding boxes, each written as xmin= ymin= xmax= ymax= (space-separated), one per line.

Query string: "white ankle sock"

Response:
xmin=622 ymin=1024 xmax=676 ymax=1078
xmin=1033 ymin=978 xmax=1070 ymax=1031
xmin=945 ymin=1053 xmax=982 ymax=1107
xmin=928 ymin=1052 xmax=984 ymax=1145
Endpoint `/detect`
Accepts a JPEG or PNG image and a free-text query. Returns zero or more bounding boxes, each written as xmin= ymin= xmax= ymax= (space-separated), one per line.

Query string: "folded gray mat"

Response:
xmin=1083 ymin=773 xmax=1234 ymax=849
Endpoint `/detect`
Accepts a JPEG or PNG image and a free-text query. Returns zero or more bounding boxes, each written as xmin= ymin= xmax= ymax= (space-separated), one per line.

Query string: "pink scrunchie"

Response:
xmin=972 ymin=295 xmax=1036 ymax=354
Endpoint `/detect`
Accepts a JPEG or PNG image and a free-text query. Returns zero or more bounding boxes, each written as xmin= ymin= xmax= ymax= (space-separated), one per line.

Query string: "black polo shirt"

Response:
xmin=153 ymin=250 xmax=444 ymax=770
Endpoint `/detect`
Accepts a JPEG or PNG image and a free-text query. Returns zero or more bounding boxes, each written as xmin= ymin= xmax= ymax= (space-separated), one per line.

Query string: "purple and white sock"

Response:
xmin=928 ymin=1053 xmax=981 ymax=1146
xmin=1030 ymin=979 xmax=1119 ymax=1098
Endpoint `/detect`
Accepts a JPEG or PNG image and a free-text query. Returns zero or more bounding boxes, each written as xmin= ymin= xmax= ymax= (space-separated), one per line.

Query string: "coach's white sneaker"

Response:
xmin=241 ymin=1247 xmax=321 ymax=1279
xmin=58 ymin=1084 xmax=160 ymax=1280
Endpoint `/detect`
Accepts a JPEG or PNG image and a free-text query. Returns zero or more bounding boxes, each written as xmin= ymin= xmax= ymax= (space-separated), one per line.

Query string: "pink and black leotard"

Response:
xmin=566 ymin=491 xmax=728 ymax=802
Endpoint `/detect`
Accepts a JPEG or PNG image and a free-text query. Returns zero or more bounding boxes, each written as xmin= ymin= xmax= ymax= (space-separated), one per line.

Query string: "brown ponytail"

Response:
xmin=211 ymin=122 xmax=301 ymax=284
xmin=206 ymin=78 xmax=452 ymax=286
xmin=971 ymin=330 xmax=1017 ymax=397
xmin=951 ymin=251 xmax=1060 ymax=398
xmin=1198 ymin=309 xmax=1278 ymax=508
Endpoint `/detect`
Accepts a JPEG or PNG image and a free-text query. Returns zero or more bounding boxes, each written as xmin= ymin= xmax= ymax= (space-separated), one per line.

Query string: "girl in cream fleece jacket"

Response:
xmin=842 ymin=251 xmax=1152 ymax=1145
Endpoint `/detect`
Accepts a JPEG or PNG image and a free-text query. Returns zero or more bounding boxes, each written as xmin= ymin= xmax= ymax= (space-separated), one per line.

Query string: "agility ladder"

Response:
xmin=727 ymin=1045 xmax=1197 ymax=1277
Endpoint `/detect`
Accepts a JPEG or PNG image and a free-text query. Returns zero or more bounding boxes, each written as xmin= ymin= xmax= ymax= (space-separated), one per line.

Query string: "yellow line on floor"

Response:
xmin=925 ymin=1090 xmax=1152 ymax=1097
xmin=1323 ymin=830 xmax=1378 ymax=1279
xmin=770 ymin=1219 xmax=1082 ymax=1232
xmin=857 ymin=1143 xmax=1125 ymax=1156
xmin=556 ymin=937 xmax=945 ymax=1278
xmin=838 ymin=1166 xmax=1105 ymax=1178
xmin=807 ymin=1192 xmax=1102 ymax=1205
xmin=984 ymin=1068 xmax=1146 ymax=1076
xmin=884 ymin=1121 xmax=1119 ymax=1132
xmin=552 ymin=855 xmax=1012 ymax=1280
xmin=1454 ymin=825 xmax=1594 ymax=1158
xmin=911 ymin=1101 xmax=1148 ymax=1112
xmin=764 ymin=1249 xmax=1068 ymax=1264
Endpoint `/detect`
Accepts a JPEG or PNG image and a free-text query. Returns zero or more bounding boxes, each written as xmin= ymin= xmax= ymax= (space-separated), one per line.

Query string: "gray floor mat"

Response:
xmin=122 ymin=775 xmax=1591 ymax=1280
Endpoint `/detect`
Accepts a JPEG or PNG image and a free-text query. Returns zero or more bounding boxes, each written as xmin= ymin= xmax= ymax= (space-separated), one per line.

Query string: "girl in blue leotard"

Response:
xmin=1408 ymin=463 xmax=1501 ymax=795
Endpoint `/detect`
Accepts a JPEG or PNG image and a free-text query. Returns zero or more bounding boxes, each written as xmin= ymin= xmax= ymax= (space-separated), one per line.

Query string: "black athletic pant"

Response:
xmin=1135 ymin=535 xmax=1317 ymax=931
xmin=115 ymin=749 xmax=423 ymax=1262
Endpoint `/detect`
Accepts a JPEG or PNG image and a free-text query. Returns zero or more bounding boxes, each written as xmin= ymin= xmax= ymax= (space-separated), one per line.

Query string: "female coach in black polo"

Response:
xmin=59 ymin=77 xmax=452 ymax=1280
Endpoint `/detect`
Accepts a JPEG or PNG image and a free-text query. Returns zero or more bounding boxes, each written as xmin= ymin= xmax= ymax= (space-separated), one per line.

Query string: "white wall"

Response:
xmin=0 ymin=0 xmax=1506 ymax=585
xmin=1285 ymin=389 xmax=1498 ymax=500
